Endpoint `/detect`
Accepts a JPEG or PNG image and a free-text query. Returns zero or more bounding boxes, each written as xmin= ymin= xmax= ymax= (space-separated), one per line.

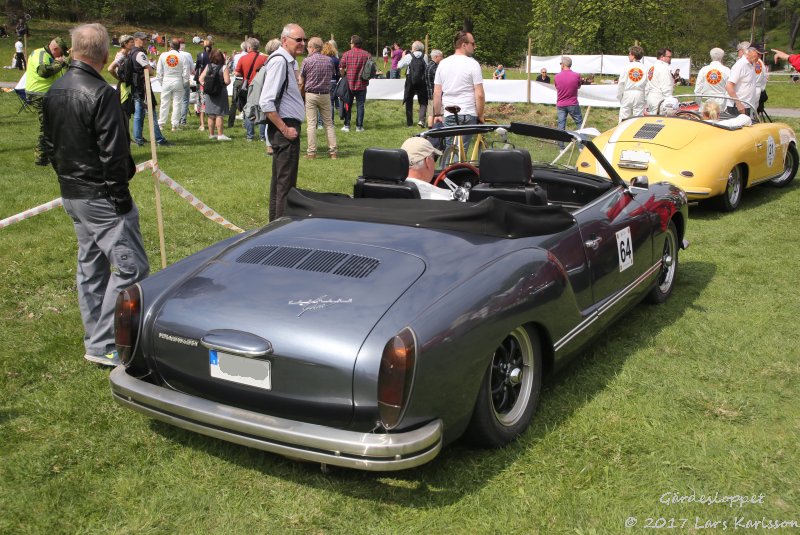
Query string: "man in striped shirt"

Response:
xmin=338 ymin=34 xmax=371 ymax=132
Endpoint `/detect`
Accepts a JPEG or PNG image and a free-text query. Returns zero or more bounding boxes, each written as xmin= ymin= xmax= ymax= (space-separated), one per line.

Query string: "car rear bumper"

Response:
xmin=109 ymin=367 xmax=443 ymax=471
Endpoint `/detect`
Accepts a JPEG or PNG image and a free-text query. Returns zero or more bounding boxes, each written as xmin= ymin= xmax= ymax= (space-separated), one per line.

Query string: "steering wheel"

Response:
xmin=433 ymin=162 xmax=480 ymax=187
xmin=675 ymin=110 xmax=703 ymax=121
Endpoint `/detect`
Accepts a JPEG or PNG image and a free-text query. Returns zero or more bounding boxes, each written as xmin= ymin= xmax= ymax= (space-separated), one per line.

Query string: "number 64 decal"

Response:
xmin=616 ymin=227 xmax=633 ymax=272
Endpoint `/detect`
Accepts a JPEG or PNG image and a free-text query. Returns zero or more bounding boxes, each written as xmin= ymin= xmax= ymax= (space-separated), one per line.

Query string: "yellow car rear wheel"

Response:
xmin=769 ymin=144 xmax=798 ymax=188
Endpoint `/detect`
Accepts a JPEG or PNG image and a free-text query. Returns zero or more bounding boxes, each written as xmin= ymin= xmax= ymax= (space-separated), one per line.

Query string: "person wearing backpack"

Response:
xmin=235 ymin=38 xmax=268 ymax=141
xmin=198 ymin=49 xmax=231 ymax=140
xmin=338 ymin=34 xmax=372 ymax=132
xmin=108 ymin=34 xmax=135 ymax=121
xmin=398 ymin=41 xmax=428 ymax=127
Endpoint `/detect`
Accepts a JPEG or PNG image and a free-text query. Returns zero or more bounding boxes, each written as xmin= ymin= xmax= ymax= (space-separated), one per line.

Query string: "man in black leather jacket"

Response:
xmin=43 ymin=23 xmax=149 ymax=367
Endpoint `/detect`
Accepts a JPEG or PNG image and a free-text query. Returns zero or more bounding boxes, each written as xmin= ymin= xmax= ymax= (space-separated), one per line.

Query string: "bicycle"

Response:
xmin=438 ymin=105 xmax=497 ymax=167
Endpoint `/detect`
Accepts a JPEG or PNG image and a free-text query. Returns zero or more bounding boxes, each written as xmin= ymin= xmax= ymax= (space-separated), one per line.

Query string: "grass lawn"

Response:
xmin=1 ymin=24 xmax=800 ymax=534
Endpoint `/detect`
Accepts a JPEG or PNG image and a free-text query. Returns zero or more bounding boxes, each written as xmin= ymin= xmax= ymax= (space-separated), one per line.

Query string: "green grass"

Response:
xmin=2 ymin=53 xmax=800 ymax=534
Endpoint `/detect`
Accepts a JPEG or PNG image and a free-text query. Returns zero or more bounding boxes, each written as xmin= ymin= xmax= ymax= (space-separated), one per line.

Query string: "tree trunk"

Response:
xmin=790 ymin=12 xmax=800 ymax=50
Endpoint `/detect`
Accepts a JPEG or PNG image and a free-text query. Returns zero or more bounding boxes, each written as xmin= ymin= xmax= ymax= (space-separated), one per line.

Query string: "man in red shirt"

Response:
xmin=236 ymin=38 xmax=268 ymax=141
xmin=338 ymin=34 xmax=371 ymax=132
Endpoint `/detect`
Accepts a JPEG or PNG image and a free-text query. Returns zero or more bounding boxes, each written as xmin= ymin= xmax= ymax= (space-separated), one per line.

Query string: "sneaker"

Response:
xmin=329 ymin=152 xmax=338 ymax=160
xmin=157 ymin=140 xmax=172 ymax=146
xmin=356 ymin=127 xmax=365 ymax=132
xmin=209 ymin=134 xmax=217 ymax=140
xmin=246 ymin=138 xmax=253 ymax=143
xmin=84 ymin=351 xmax=121 ymax=367
xmin=217 ymin=134 xmax=231 ymax=141
xmin=305 ymin=153 xmax=316 ymax=159
xmin=198 ymin=125 xmax=205 ymax=131
xmin=317 ymin=125 xmax=324 ymax=130
xmin=341 ymin=126 xmax=350 ymax=132
xmin=417 ymin=121 xmax=425 ymax=128
xmin=171 ymin=125 xmax=181 ymax=132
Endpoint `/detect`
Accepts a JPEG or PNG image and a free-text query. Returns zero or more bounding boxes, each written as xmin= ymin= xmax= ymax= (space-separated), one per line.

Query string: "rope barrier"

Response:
xmin=1 ymin=160 xmax=245 ymax=234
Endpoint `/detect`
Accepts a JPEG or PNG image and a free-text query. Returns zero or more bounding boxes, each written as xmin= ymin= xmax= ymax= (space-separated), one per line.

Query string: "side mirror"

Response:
xmin=630 ymin=176 xmax=649 ymax=190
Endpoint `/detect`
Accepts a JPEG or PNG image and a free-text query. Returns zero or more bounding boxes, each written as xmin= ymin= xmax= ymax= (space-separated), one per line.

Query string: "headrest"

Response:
xmin=479 ymin=149 xmax=532 ymax=185
xmin=362 ymin=148 xmax=409 ymax=182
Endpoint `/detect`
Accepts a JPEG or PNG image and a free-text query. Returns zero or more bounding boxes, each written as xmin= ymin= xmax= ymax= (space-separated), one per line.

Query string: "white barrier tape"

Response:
xmin=0 ymin=197 xmax=63 ymax=229
xmin=153 ymin=168 xmax=245 ymax=234
xmin=136 ymin=160 xmax=154 ymax=172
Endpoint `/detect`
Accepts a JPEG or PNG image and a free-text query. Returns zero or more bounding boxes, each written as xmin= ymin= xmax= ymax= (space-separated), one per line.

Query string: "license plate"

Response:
xmin=619 ymin=150 xmax=650 ymax=170
xmin=209 ymin=349 xmax=271 ymax=390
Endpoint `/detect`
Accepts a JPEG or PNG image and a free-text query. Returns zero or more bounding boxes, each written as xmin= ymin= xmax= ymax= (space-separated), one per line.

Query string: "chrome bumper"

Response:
xmin=109 ymin=367 xmax=442 ymax=471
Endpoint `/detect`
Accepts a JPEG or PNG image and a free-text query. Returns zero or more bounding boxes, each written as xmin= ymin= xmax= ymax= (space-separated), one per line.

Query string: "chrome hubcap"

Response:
xmin=658 ymin=232 xmax=676 ymax=292
xmin=490 ymin=327 xmax=533 ymax=427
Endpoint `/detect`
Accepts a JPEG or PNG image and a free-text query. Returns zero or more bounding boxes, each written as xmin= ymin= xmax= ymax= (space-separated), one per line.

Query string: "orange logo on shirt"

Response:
xmin=706 ymin=69 xmax=722 ymax=85
xmin=647 ymin=66 xmax=654 ymax=81
xmin=629 ymin=68 xmax=643 ymax=82
xmin=166 ymin=55 xmax=179 ymax=67
xmin=755 ymin=61 xmax=763 ymax=75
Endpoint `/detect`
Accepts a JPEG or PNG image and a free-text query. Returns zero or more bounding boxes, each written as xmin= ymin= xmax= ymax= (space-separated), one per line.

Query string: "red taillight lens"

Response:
xmin=115 ymin=285 xmax=141 ymax=366
xmin=378 ymin=328 xmax=416 ymax=429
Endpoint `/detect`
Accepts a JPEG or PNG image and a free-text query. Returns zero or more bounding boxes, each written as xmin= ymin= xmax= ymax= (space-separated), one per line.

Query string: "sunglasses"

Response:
xmin=286 ymin=36 xmax=307 ymax=43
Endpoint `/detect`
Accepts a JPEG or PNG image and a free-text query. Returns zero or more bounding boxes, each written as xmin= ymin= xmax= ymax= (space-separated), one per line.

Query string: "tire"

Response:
xmin=769 ymin=144 xmax=798 ymax=188
xmin=645 ymin=220 xmax=679 ymax=305
xmin=465 ymin=326 xmax=543 ymax=447
xmin=439 ymin=145 xmax=459 ymax=167
xmin=713 ymin=165 xmax=744 ymax=212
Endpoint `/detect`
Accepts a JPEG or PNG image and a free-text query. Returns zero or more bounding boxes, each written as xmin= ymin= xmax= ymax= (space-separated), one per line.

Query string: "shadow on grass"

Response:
xmin=688 ymin=180 xmax=798 ymax=221
xmin=147 ymin=259 xmax=716 ymax=507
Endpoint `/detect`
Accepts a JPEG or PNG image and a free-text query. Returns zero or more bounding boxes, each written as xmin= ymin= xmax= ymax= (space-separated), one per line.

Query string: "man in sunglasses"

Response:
xmin=259 ymin=23 xmax=306 ymax=221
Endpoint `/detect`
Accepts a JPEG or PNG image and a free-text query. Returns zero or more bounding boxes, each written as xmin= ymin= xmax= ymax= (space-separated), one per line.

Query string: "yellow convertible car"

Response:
xmin=576 ymin=102 xmax=797 ymax=211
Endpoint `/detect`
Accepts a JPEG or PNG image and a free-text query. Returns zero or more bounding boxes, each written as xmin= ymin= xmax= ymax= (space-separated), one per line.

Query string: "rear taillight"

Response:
xmin=115 ymin=285 xmax=141 ymax=366
xmin=377 ymin=328 xmax=416 ymax=429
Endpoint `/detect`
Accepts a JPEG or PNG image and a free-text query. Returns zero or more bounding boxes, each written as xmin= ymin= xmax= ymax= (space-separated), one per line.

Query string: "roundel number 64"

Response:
xmin=616 ymin=227 xmax=633 ymax=272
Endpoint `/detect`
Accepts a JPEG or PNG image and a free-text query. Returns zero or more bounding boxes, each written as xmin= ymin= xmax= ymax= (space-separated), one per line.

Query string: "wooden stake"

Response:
xmin=526 ymin=37 xmax=532 ymax=104
xmin=144 ymin=69 xmax=167 ymax=269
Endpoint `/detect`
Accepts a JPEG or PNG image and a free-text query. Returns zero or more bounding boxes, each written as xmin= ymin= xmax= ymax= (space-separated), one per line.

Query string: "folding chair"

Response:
xmin=14 ymin=87 xmax=31 ymax=114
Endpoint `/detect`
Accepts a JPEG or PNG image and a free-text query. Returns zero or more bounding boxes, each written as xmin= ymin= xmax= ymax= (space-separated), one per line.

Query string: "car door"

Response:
xmin=746 ymin=125 xmax=781 ymax=184
xmin=573 ymin=185 xmax=654 ymax=318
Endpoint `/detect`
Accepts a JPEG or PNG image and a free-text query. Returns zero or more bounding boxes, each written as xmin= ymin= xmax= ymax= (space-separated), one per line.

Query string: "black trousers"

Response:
xmin=267 ymin=118 xmax=301 ymax=221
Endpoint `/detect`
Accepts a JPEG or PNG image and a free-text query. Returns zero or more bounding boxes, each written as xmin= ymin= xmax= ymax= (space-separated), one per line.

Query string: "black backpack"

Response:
xmin=203 ymin=63 xmax=223 ymax=96
xmin=116 ymin=54 xmax=135 ymax=87
xmin=408 ymin=55 xmax=425 ymax=85
xmin=359 ymin=56 xmax=377 ymax=81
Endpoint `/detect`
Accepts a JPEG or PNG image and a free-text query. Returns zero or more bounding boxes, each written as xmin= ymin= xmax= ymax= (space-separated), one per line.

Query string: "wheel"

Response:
xmin=465 ymin=326 xmax=542 ymax=447
xmin=713 ymin=165 xmax=744 ymax=212
xmin=645 ymin=220 xmax=679 ymax=304
xmin=439 ymin=145 xmax=459 ymax=167
xmin=769 ymin=144 xmax=798 ymax=188
xmin=433 ymin=162 xmax=480 ymax=187
xmin=675 ymin=110 xmax=702 ymax=121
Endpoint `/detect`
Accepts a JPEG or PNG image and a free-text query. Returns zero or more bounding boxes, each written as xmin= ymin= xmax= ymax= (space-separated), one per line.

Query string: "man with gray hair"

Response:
xmin=43 ymin=23 xmax=149 ymax=366
xmin=554 ymin=55 xmax=582 ymax=148
xmin=237 ymin=37 xmax=268 ymax=141
xmin=425 ymin=49 xmax=442 ymax=126
xmin=726 ymin=42 xmax=758 ymax=116
xmin=300 ymin=36 xmax=337 ymax=158
xmin=398 ymin=40 xmax=428 ymax=127
xmin=695 ymin=47 xmax=730 ymax=107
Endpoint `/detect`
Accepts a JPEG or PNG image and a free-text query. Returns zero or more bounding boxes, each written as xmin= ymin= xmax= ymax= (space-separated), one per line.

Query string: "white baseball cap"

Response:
xmin=401 ymin=137 xmax=442 ymax=166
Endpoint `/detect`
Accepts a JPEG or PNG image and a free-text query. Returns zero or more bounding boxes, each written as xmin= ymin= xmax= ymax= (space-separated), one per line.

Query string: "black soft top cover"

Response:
xmin=285 ymin=189 xmax=576 ymax=239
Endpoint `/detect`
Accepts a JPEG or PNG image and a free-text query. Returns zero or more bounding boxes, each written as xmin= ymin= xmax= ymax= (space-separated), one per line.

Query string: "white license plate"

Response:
xmin=619 ymin=149 xmax=650 ymax=169
xmin=209 ymin=350 xmax=271 ymax=390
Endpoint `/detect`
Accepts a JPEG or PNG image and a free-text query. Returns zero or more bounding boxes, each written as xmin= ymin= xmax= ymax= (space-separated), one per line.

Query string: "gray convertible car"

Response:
xmin=110 ymin=123 xmax=689 ymax=471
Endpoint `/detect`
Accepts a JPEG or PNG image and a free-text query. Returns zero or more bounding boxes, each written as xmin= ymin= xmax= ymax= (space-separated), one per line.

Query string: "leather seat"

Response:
xmin=469 ymin=149 xmax=547 ymax=205
xmin=354 ymin=148 xmax=421 ymax=199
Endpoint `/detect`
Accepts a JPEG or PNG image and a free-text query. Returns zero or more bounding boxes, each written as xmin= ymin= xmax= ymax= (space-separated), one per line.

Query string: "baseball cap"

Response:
xmin=133 ymin=31 xmax=147 ymax=40
xmin=401 ymin=137 xmax=442 ymax=166
xmin=120 ymin=34 xmax=133 ymax=44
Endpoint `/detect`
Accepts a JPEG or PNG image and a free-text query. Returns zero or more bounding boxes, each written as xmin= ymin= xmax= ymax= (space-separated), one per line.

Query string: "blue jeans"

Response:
xmin=557 ymin=105 xmax=583 ymax=148
xmin=244 ymin=116 xmax=267 ymax=141
xmin=133 ymin=96 xmax=166 ymax=144
xmin=344 ymin=89 xmax=366 ymax=128
xmin=444 ymin=113 xmax=477 ymax=153
xmin=180 ymin=85 xmax=190 ymax=125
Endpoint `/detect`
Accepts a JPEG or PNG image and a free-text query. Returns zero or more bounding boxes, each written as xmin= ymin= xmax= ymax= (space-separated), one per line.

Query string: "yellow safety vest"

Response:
xmin=25 ymin=47 xmax=66 ymax=94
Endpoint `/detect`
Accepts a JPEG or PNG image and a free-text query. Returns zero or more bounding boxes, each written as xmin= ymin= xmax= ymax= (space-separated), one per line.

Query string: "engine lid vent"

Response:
xmin=235 ymin=246 xmax=380 ymax=278
xmin=633 ymin=123 xmax=666 ymax=140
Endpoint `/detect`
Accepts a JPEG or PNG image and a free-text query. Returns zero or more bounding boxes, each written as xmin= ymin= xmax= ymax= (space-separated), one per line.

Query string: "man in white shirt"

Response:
xmin=157 ymin=38 xmax=191 ymax=131
xmin=645 ymin=47 xmax=674 ymax=114
xmin=432 ymin=30 xmax=484 ymax=151
xmin=177 ymin=39 xmax=194 ymax=126
xmin=726 ymin=42 xmax=758 ymax=116
xmin=14 ymin=38 xmax=25 ymax=70
xmin=695 ymin=47 xmax=730 ymax=107
xmin=617 ymin=45 xmax=646 ymax=122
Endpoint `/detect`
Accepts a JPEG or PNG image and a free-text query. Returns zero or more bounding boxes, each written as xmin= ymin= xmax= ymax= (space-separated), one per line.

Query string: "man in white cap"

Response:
xmin=695 ymin=47 xmax=730 ymax=107
xmin=400 ymin=137 xmax=451 ymax=200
